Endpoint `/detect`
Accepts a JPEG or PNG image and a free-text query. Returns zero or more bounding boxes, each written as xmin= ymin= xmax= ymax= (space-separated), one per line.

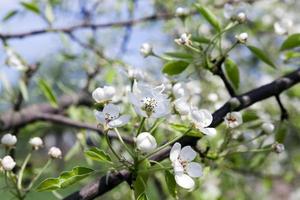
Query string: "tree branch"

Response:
xmin=63 ymin=67 xmax=300 ymax=200
xmin=0 ymin=12 xmax=192 ymax=40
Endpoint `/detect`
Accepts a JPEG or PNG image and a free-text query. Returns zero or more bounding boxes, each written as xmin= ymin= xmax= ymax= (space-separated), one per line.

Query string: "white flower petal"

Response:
xmin=175 ymin=173 xmax=195 ymax=189
xmin=94 ymin=110 xmax=105 ymax=124
xmin=187 ymin=162 xmax=202 ymax=178
xmin=170 ymin=142 xmax=181 ymax=162
xmin=103 ymin=104 xmax=120 ymax=116
xmin=172 ymin=159 xmax=184 ymax=173
xmin=196 ymin=126 xmax=217 ymax=137
xmin=136 ymin=132 xmax=157 ymax=153
xmin=179 ymin=146 xmax=197 ymax=162
xmin=108 ymin=115 xmax=130 ymax=128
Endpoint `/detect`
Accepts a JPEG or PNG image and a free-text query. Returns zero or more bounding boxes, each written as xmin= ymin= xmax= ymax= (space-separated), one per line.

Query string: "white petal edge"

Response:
xmin=175 ymin=173 xmax=195 ymax=189
xmin=94 ymin=110 xmax=105 ymax=124
xmin=108 ymin=115 xmax=130 ymax=128
xmin=170 ymin=142 xmax=181 ymax=162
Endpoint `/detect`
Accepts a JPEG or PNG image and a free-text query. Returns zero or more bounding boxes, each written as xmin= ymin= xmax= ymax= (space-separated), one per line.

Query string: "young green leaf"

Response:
xmin=2 ymin=10 xmax=18 ymax=22
xmin=38 ymin=79 xmax=58 ymax=108
xmin=21 ymin=2 xmax=40 ymax=14
xmin=165 ymin=170 xmax=177 ymax=198
xmin=162 ymin=60 xmax=190 ymax=75
xmin=163 ymin=52 xmax=194 ymax=60
xmin=224 ymin=58 xmax=240 ymax=89
xmin=191 ymin=36 xmax=210 ymax=44
xmin=170 ymin=123 xmax=202 ymax=138
xmin=36 ymin=167 xmax=94 ymax=191
xmin=194 ymin=4 xmax=221 ymax=32
xmin=84 ymin=147 xmax=112 ymax=164
xmin=134 ymin=159 xmax=151 ymax=198
xmin=247 ymin=45 xmax=276 ymax=68
xmin=280 ymin=33 xmax=300 ymax=51
xmin=137 ymin=193 xmax=149 ymax=200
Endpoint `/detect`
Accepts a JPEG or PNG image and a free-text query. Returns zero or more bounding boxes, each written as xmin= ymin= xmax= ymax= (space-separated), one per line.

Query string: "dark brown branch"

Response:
xmin=275 ymin=95 xmax=289 ymax=121
xmin=36 ymin=113 xmax=133 ymax=143
xmin=63 ymin=68 xmax=300 ymax=200
xmin=0 ymin=12 xmax=187 ymax=40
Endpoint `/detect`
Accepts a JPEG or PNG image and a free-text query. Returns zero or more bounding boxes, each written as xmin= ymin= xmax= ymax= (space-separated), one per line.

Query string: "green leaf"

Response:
xmin=194 ymin=4 xmax=221 ymax=32
xmin=36 ymin=167 xmax=94 ymax=191
xmin=280 ymin=33 xmax=300 ymax=51
xmin=247 ymin=45 xmax=276 ymax=68
xmin=165 ymin=170 xmax=177 ymax=198
xmin=19 ymin=80 xmax=29 ymax=101
xmin=134 ymin=159 xmax=151 ymax=198
xmin=163 ymin=52 xmax=193 ymax=60
xmin=2 ymin=10 xmax=18 ymax=22
xmin=137 ymin=193 xmax=149 ymax=200
xmin=224 ymin=58 xmax=239 ymax=89
xmin=21 ymin=2 xmax=40 ymax=14
xmin=84 ymin=147 xmax=112 ymax=164
xmin=162 ymin=60 xmax=190 ymax=75
xmin=191 ymin=36 xmax=210 ymax=44
xmin=45 ymin=4 xmax=55 ymax=23
xmin=170 ymin=123 xmax=202 ymax=138
xmin=38 ymin=79 xmax=58 ymax=108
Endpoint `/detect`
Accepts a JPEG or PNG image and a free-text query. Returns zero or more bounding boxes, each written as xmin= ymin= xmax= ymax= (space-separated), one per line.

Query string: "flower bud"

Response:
xmin=140 ymin=43 xmax=153 ymax=57
xmin=1 ymin=155 xmax=16 ymax=171
xmin=235 ymin=32 xmax=248 ymax=43
xmin=272 ymin=142 xmax=285 ymax=154
xmin=29 ymin=137 xmax=43 ymax=150
xmin=262 ymin=122 xmax=275 ymax=134
xmin=175 ymin=33 xmax=192 ymax=45
xmin=175 ymin=7 xmax=189 ymax=17
xmin=136 ymin=132 xmax=157 ymax=153
xmin=237 ymin=12 xmax=247 ymax=23
xmin=92 ymin=86 xmax=116 ymax=103
xmin=1 ymin=133 xmax=17 ymax=147
xmin=48 ymin=147 xmax=62 ymax=159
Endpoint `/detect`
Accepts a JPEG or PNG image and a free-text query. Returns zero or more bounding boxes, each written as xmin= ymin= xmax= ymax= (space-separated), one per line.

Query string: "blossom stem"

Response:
xmin=139 ymin=127 xmax=193 ymax=163
xmin=222 ymin=147 xmax=273 ymax=157
xmin=136 ymin=117 xmax=146 ymax=136
xmin=114 ymin=128 xmax=135 ymax=158
xmin=149 ymin=118 xmax=165 ymax=134
xmin=105 ymin=130 xmax=131 ymax=168
xmin=17 ymin=151 xmax=32 ymax=190
xmin=25 ymin=159 xmax=52 ymax=191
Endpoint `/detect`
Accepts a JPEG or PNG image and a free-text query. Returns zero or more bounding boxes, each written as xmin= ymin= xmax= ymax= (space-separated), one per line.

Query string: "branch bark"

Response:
xmin=63 ymin=67 xmax=300 ymax=200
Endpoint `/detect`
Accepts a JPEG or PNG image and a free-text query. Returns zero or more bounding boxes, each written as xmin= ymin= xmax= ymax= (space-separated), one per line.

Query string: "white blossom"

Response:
xmin=129 ymin=83 xmax=170 ymax=118
xmin=170 ymin=142 xmax=202 ymax=189
xmin=189 ymin=108 xmax=216 ymax=136
xmin=1 ymin=133 xmax=17 ymax=147
xmin=237 ymin=12 xmax=247 ymax=23
xmin=29 ymin=137 xmax=43 ymax=150
xmin=94 ymin=103 xmax=130 ymax=128
xmin=1 ymin=155 xmax=16 ymax=171
xmin=274 ymin=18 xmax=293 ymax=35
xmin=174 ymin=98 xmax=190 ymax=116
xmin=92 ymin=86 xmax=116 ymax=103
xmin=175 ymin=33 xmax=191 ymax=45
xmin=235 ymin=32 xmax=248 ymax=43
xmin=272 ymin=142 xmax=285 ymax=154
xmin=262 ymin=122 xmax=275 ymax=134
xmin=224 ymin=112 xmax=243 ymax=128
xmin=140 ymin=43 xmax=153 ymax=57
xmin=175 ymin=7 xmax=189 ymax=17
xmin=136 ymin=132 xmax=157 ymax=153
xmin=48 ymin=147 xmax=62 ymax=159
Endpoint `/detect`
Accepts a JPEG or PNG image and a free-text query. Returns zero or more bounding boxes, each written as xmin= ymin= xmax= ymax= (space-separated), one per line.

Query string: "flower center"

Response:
xmin=179 ymin=158 xmax=189 ymax=172
xmin=227 ymin=115 xmax=237 ymax=123
xmin=141 ymin=97 xmax=158 ymax=116
xmin=104 ymin=113 xmax=118 ymax=123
